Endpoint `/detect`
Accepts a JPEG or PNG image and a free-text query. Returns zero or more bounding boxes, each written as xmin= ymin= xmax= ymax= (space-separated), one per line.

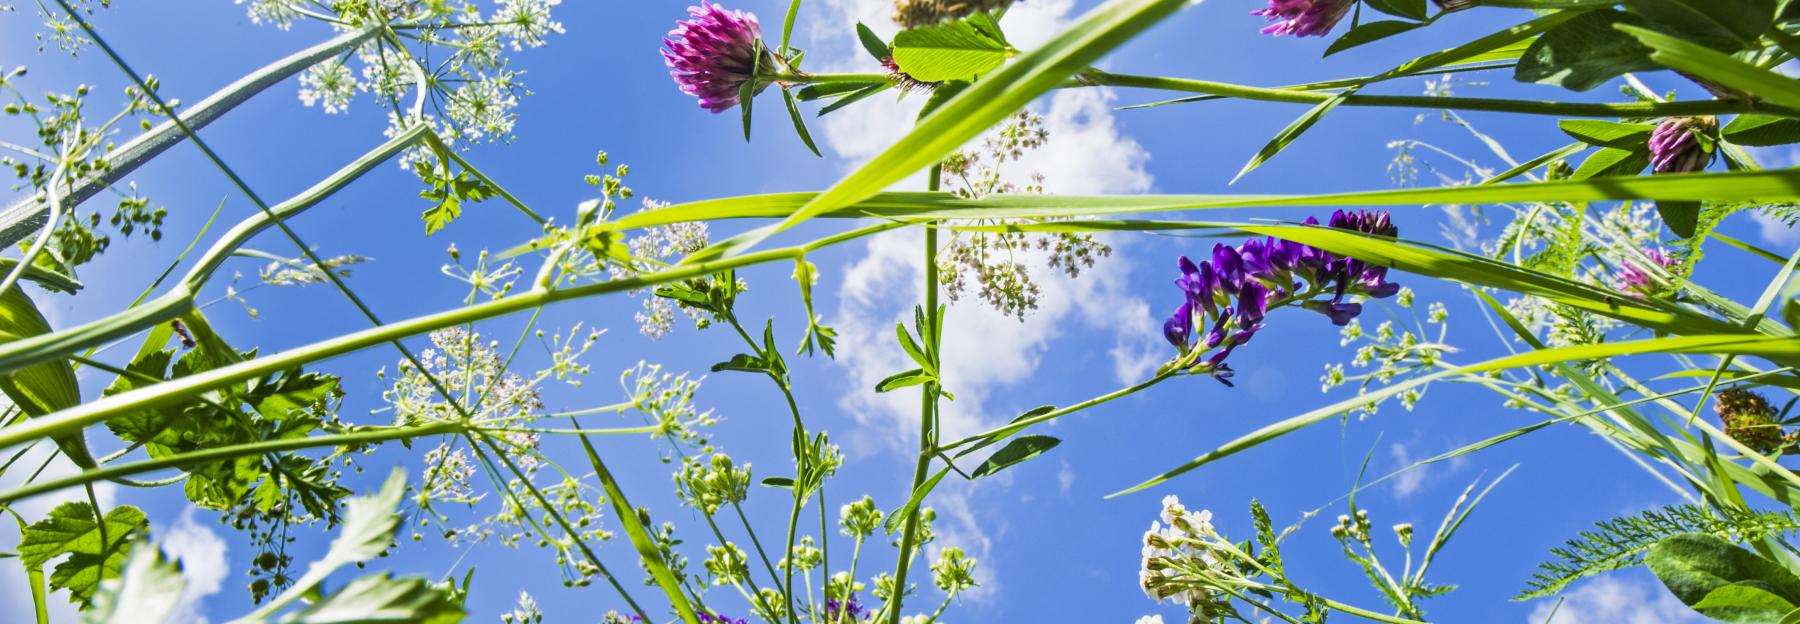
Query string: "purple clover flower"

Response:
xmin=663 ymin=3 xmax=771 ymax=113
xmin=1253 ymin=0 xmax=1355 ymax=37
xmin=1163 ymin=210 xmax=1401 ymax=382
xmin=1648 ymin=116 xmax=1718 ymax=174
xmin=1615 ymin=246 xmax=1680 ymax=297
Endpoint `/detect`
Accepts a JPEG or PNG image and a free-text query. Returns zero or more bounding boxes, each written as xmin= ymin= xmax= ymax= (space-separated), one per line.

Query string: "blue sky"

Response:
xmin=1 ymin=1 xmax=1790 ymax=622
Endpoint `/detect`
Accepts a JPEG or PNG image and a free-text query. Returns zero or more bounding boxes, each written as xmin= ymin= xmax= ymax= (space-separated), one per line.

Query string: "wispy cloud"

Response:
xmin=1526 ymin=575 xmax=1706 ymax=624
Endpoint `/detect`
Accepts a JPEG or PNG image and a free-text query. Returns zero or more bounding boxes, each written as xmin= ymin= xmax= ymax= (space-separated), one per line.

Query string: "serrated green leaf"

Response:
xmin=19 ymin=503 xmax=147 ymax=605
xmin=890 ymin=17 xmax=1013 ymax=82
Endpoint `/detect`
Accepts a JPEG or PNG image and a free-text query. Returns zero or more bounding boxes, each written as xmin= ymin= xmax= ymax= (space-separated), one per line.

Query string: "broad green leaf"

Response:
xmin=1391 ymin=9 xmax=1587 ymax=76
xmin=1570 ymin=146 xmax=1650 ymax=180
xmin=890 ymin=16 xmax=1013 ymax=82
xmin=711 ymin=353 xmax=770 ymax=374
xmin=84 ymin=544 xmax=184 ymax=624
xmin=0 ymin=287 xmax=94 ymax=468
xmin=1625 ymin=0 xmax=1774 ymax=49
xmin=1618 ymin=24 xmax=1800 ymax=111
xmin=1723 ymin=114 xmax=1800 ymax=146
xmin=19 ymin=503 xmax=148 ymax=605
xmin=1326 ymin=20 xmax=1426 ymax=57
xmin=277 ymin=573 xmax=463 ymax=624
xmin=1660 ymin=200 xmax=1702 ymax=238
xmin=1691 ymin=583 xmax=1798 ymax=622
xmin=971 ymin=435 xmax=1061 ymax=478
xmin=1648 ymin=533 xmax=1800 ymax=618
xmin=266 ymin=468 xmax=406 ymax=607
xmin=1365 ymin=0 xmax=1427 ymax=21
xmin=1558 ymin=119 xmax=1657 ymax=149
xmin=1515 ymin=10 xmax=1658 ymax=91
xmin=701 ymin=0 xmax=1190 ymax=259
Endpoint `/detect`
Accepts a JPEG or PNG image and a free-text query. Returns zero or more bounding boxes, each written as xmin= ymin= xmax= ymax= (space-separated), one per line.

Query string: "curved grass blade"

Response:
xmin=689 ymin=0 xmax=1193 ymax=260
xmin=575 ymin=428 xmax=701 ymax=624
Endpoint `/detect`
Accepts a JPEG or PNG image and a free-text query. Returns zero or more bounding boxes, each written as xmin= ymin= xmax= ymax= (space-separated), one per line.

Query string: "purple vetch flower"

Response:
xmin=1160 ymin=211 xmax=1403 ymax=380
xmin=1254 ymin=0 xmax=1355 ymax=37
xmin=663 ymin=3 xmax=771 ymax=113
xmin=1648 ymin=116 xmax=1719 ymax=174
xmin=696 ymin=612 xmax=749 ymax=624
xmin=1615 ymin=246 xmax=1681 ymax=297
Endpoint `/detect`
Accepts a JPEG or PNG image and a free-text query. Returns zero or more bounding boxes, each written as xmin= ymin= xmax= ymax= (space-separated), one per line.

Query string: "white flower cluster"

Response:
xmin=1139 ymin=495 xmax=1237 ymax=617
xmin=383 ymin=327 xmax=543 ymax=424
xmin=618 ymin=199 xmax=713 ymax=338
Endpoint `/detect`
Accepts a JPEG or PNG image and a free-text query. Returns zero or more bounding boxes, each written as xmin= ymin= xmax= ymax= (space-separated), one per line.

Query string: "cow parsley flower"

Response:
xmin=297 ymin=59 xmax=356 ymax=114
xmin=493 ymin=0 xmax=565 ymax=51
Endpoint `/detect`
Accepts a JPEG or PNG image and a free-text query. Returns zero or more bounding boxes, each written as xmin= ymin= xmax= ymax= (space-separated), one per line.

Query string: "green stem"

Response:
xmin=0 ymin=422 xmax=462 ymax=505
xmin=886 ymin=166 xmax=943 ymax=624
xmin=938 ymin=370 xmax=1175 ymax=452
xmin=768 ymin=72 xmax=891 ymax=85
xmin=1083 ymin=70 xmax=1779 ymax=118
xmin=0 ymin=26 xmax=383 ymax=248
xmin=733 ymin=500 xmax=786 ymax=597
xmin=0 ymin=223 xmax=906 ymax=455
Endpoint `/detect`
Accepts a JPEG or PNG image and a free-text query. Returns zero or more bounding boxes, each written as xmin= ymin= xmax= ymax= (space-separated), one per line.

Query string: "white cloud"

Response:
xmin=1389 ymin=443 xmax=1428 ymax=499
xmin=1526 ymin=575 xmax=1707 ymax=624
xmin=808 ymin=0 xmax=1156 ymax=609
xmin=1056 ymin=459 xmax=1075 ymax=494
xmin=160 ymin=506 xmax=229 ymax=624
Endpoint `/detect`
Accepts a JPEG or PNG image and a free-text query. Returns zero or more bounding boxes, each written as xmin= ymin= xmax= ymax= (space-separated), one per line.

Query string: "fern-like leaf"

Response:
xmin=1516 ymin=504 xmax=1800 ymax=600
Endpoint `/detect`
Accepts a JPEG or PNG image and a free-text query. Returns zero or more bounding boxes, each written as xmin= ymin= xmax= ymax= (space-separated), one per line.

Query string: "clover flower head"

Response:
xmin=663 ymin=3 xmax=771 ymax=113
xmin=1254 ymin=0 xmax=1355 ymax=37
xmin=1649 ymin=116 xmax=1719 ymax=174
xmin=1614 ymin=246 xmax=1681 ymax=297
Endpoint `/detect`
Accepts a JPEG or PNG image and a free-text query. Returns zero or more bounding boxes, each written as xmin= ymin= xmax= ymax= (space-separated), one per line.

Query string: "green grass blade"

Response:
xmin=575 ymin=428 xmax=701 ymax=624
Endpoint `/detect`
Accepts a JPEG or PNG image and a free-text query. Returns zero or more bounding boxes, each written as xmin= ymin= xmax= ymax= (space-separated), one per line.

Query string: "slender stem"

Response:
xmin=1083 ymin=70 xmax=1779 ymax=118
xmin=733 ymin=501 xmax=786 ymax=597
xmin=0 ymin=221 xmax=908 ymax=454
xmin=0 ymin=422 xmax=463 ymax=505
xmin=939 ymin=370 xmax=1175 ymax=452
xmin=0 ymin=27 xmax=382 ymax=248
xmin=886 ymin=165 xmax=943 ymax=624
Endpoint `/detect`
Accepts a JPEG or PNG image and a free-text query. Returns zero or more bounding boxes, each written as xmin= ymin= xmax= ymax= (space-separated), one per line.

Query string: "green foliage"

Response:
xmin=969 ymin=435 xmax=1060 ymax=478
xmin=416 ymin=159 xmax=499 ymax=236
xmin=1647 ymin=533 xmax=1800 ymax=622
xmin=1515 ymin=10 xmax=1659 ymax=91
xmin=18 ymin=502 xmax=148 ymax=606
xmin=1519 ymin=505 xmax=1800 ymax=600
xmin=0 ymin=285 xmax=94 ymax=467
xmin=890 ymin=13 xmax=1013 ymax=82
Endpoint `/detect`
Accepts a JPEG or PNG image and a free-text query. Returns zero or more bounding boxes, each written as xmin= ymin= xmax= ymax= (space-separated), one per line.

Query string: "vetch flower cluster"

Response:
xmin=663 ymin=2 xmax=772 ymax=113
xmin=1254 ymin=0 xmax=1355 ymax=37
xmin=1163 ymin=211 xmax=1401 ymax=383
xmin=1648 ymin=116 xmax=1719 ymax=174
